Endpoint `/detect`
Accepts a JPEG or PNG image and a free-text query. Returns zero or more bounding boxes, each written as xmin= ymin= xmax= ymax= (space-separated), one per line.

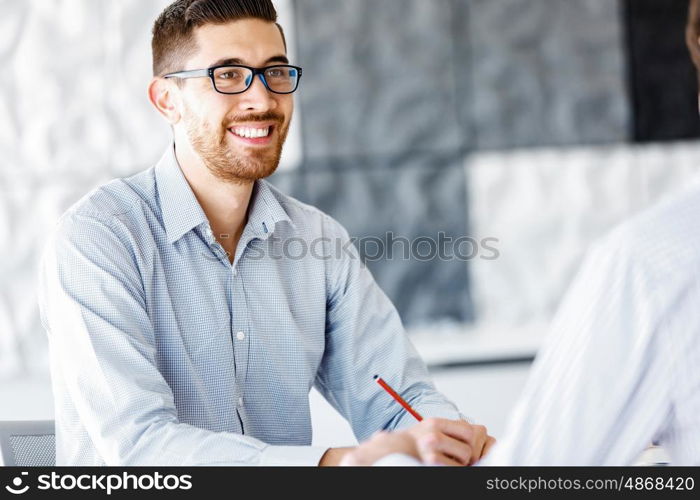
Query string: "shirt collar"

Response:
xmin=155 ymin=145 xmax=208 ymax=244
xmin=155 ymin=144 xmax=293 ymax=244
xmin=247 ymin=176 xmax=294 ymax=240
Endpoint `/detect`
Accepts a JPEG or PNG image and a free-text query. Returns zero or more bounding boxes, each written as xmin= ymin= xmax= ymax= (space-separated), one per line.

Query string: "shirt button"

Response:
xmin=236 ymin=331 xmax=245 ymax=341
xmin=238 ymin=397 xmax=244 ymax=407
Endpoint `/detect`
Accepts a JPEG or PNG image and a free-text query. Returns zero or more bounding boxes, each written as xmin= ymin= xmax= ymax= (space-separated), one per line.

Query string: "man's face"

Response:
xmin=175 ymin=19 xmax=293 ymax=183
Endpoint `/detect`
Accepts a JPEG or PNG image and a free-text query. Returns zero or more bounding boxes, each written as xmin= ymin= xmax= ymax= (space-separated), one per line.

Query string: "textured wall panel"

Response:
xmin=267 ymin=168 xmax=309 ymax=202
xmin=466 ymin=0 xmax=630 ymax=149
xmin=0 ymin=0 xmax=302 ymax=380
xmin=0 ymin=179 xmax=100 ymax=378
xmin=624 ymin=0 xmax=700 ymax=142
xmin=296 ymin=153 xmax=472 ymax=326
xmin=295 ymin=0 xmax=465 ymax=161
xmin=0 ymin=0 xmax=174 ymax=380
xmin=2 ymin=0 xmax=170 ymax=184
xmin=467 ymin=142 xmax=700 ymax=325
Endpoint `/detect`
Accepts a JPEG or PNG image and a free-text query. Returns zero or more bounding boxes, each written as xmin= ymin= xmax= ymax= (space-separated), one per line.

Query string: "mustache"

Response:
xmin=225 ymin=111 xmax=284 ymax=126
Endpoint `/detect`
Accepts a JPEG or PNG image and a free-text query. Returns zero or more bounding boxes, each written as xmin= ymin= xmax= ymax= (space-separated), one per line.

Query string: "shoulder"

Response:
xmin=49 ymin=168 xmax=157 ymax=249
xmin=595 ymin=178 xmax=700 ymax=283
xmin=63 ymin=168 xmax=156 ymax=221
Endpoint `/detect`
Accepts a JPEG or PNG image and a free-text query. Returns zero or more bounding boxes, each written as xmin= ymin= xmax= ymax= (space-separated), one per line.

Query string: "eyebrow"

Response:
xmin=209 ymin=55 xmax=290 ymax=67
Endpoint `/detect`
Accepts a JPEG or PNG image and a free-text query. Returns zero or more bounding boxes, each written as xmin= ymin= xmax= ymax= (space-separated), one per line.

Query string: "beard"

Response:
xmin=183 ymin=104 xmax=289 ymax=184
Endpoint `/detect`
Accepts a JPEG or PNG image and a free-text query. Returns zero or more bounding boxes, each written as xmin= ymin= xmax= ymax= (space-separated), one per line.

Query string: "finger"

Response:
xmin=439 ymin=435 xmax=474 ymax=466
xmin=424 ymin=417 xmax=474 ymax=444
xmin=482 ymin=436 xmax=497 ymax=458
xmin=469 ymin=425 xmax=488 ymax=465
xmin=417 ymin=433 xmax=472 ymax=466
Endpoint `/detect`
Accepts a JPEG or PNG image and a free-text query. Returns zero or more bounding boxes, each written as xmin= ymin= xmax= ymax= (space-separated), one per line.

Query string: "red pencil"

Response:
xmin=374 ymin=374 xmax=423 ymax=422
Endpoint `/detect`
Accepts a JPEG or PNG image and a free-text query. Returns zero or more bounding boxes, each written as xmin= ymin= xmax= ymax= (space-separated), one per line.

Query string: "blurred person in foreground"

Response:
xmin=37 ymin=0 xmax=494 ymax=466
xmin=342 ymin=0 xmax=700 ymax=466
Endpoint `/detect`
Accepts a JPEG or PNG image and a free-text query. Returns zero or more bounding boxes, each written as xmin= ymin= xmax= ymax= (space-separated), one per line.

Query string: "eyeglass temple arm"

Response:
xmin=163 ymin=69 xmax=210 ymax=79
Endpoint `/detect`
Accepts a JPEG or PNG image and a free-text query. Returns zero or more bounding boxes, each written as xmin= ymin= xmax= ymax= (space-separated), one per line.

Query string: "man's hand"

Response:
xmin=340 ymin=418 xmax=496 ymax=466
xmin=406 ymin=417 xmax=495 ymax=466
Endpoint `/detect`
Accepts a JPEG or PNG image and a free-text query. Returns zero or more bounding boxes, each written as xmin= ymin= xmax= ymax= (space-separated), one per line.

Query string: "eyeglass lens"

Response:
xmin=212 ymin=66 xmax=299 ymax=94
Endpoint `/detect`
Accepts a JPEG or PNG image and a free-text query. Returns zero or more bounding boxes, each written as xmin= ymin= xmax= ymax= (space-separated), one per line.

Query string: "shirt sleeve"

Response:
xmin=313 ymin=216 xmax=464 ymax=442
xmin=480 ymin=228 xmax=674 ymax=466
xmin=38 ymin=211 xmax=327 ymax=466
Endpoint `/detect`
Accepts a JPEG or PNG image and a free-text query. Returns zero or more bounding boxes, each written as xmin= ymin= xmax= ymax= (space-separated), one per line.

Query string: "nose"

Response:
xmin=237 ymin=73 xmax=276 ymax=112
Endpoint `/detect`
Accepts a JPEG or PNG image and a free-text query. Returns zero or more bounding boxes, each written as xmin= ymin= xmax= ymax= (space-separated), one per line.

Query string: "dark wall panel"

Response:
xmin=295 ymin=0 xmax=468 ymax=161
xmin=465 ymin=0 xmax=630 ymax=149
xmin=625 ymin=0 xmax=700 ymax=142
xmin=272 ymin=153 xmax=473 ymax=326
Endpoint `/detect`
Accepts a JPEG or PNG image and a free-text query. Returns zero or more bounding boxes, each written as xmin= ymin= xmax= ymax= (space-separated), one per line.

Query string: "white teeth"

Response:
xmin=232 ymin=127 xmax=270 ymax=139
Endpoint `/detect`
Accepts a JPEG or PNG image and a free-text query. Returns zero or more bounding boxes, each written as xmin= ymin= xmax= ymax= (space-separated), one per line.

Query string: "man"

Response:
xmin=37 ymin=0 xmax=493 ymax=466
xmin=342 ymin=0 xmax=700 ymax=467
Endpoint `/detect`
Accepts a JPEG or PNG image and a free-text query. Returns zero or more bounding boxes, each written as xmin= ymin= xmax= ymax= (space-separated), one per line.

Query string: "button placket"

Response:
xmin=202 ymin=224 xmax=228 ymax=267
xmin=230 ymin=268 xmax=250 ymax=431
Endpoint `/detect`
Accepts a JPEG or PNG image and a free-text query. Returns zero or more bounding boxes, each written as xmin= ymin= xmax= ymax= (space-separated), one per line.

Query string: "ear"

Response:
xmin=687 ymin=0 xmax=700 ymax=70
xmin=148 ymin=77 xmax=182 ymax=125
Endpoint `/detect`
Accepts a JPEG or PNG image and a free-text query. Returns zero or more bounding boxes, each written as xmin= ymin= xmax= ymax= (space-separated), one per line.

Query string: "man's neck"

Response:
xmin=174 ymin=142 xmax=253 ymax=260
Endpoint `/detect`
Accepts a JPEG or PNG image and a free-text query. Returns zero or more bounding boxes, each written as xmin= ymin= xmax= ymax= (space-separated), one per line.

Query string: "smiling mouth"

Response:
xmin=229 ymin=125 xmax=273 ymax=139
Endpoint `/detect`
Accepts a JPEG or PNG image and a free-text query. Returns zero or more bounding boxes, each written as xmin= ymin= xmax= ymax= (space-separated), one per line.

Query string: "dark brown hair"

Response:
xmin=151 ymin=0 xmax=286 ymax=77
xmin=687 ymin=0 xmax=700 ymax=85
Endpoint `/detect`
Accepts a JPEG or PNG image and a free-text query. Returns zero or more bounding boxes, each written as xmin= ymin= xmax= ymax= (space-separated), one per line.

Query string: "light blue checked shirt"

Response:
xmin=37 ymin=144 xmax=462 ymax=466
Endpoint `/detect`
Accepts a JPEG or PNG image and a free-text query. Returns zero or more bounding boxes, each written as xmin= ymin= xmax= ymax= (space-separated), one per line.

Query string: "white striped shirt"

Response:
xmin=482 ymin=178 xmax=700 ymax=465
xmin=377 ymin=179 xmax=700 ymax=467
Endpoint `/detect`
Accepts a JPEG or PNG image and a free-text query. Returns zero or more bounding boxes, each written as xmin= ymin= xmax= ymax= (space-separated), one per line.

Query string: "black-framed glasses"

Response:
xmin=163 ymin=64 xmax=303 ymax=95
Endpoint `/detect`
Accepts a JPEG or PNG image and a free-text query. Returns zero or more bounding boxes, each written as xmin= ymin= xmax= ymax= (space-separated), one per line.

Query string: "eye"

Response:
xmin=219 ymin=70 xmax=241 ymax=80
xmin=266 ymin=67 xmax=290 ymax=79
xmin=215 ymin=67 xmax=246 ymax=81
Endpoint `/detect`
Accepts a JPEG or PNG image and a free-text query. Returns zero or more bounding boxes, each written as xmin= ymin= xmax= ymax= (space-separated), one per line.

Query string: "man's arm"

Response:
xmin=38 ymin=212 xmax=327 ymax=466
xmin=313 ymin=216 xmax=492 ymax=464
